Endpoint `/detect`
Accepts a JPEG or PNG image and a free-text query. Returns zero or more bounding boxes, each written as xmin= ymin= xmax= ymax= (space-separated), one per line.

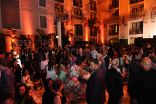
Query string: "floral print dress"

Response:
xmin=64 ymin=65 xmax=86 ymax=101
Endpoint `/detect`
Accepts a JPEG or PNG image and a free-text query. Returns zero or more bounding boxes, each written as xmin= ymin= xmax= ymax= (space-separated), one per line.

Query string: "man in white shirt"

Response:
xmin=91 ymin=46 xmax=98 ymax=59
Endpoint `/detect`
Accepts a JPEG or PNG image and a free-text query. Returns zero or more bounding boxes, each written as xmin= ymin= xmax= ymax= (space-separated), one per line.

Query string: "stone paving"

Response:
xmin=79 ymin=85 xmax=130 ymax=104
xmin=36 ymin=84 xmax=130 ymax=104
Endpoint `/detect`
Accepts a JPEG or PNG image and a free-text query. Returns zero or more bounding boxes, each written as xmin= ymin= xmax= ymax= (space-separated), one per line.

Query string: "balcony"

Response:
xmin=129 ymin=29 xmax=143 ymax=34
xmin=130 ymin=0 xmax=144 ymax=4
xmin=108 ymin=4 xmax=119 ymax=11
xmin=73 ymin=1 xmax=82 ymax=8
xmin=151 ymin=9 xmax=156 ymax=22
xmin=104 ymin=16 xmax=122 ymax=24
xmin=90 ymin=7 xmax=97 ymax=12
xmin=55 ymin=12 xmax=69 ymax=20
xmin=55 ymin=0 xmax=64 ymax=3
xmin=95 ymin=20 xmax=101 ymax=26
xmin=55 ymin=0 xmax=64 ymax=7
xmin=71 ymin=15 xmax=87 ymax=23
xmin=124 ymin=11 xmax=147 ymax=21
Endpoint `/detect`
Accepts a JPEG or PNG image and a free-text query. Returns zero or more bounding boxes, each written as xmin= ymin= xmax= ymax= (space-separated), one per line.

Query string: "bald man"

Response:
xmin=106 ymin=59 xmax=123 ymax=104
xmin=128 ymin=57 xmax=156 ymax=104
xmin=96 ymin=53 xmax=106 ymax=74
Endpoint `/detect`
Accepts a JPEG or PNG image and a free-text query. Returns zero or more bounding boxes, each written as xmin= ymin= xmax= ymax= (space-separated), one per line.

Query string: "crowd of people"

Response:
xmin=0 ymin=43 xmax=156 ymax=104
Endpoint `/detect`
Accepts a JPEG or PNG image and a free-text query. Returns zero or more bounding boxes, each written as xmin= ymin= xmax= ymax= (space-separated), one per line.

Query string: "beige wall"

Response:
xmin=0 ymin=0 xmax=55 ymax=35
xmin=101 ymin=0 xmax=156 ymax=44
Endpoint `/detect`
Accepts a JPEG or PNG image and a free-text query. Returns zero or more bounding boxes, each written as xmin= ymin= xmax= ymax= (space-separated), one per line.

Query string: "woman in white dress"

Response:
xmin=46 ymin=57 xmax=58 ymax=80
xmin=21 ymin=69 xmax=34 ymax=89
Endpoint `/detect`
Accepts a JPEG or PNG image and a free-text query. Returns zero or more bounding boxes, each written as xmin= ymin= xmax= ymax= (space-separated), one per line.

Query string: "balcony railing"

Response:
xmin=90 ymin=7 xmax=97 ymax=11
xmin=105 ymin=16 xmax=122 ymax=24
xmin=108 ymin=4 xmax=119 ymax=10
xmin=71 ymin=15 xmax=87 ymax=22
xmin=151 ymin=9 xmax=156 ymax=22
xmin=55 ymin=0 xmax=64 ymax=3
xmin=125 ymin=11 xmax=146 ymax=20
xmin=73 ymin=1 xmax=82 ymax=7
xmin=95 ymin=20 xmax=101 ymax=26
xmin=55 ymin=12 xmax=69 ymax=19
xmin=130 ymin=0 xmax=144 ymax=4
xmin=129 ymin=29 xmax=143 ymax=34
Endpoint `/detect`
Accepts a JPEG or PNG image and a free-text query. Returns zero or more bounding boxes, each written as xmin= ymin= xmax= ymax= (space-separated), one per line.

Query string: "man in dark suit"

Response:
xmin=21 ymin=49 xmax=33 ymax=75
xmin=128 ymin=57 xmax=156 ymax=104
xmin=102 ymin=51 xmax=110 ymax=70
xmin=129 ymin=51 xmax=141 ymax=75
xmin=106 ymin=59 xmax=123 ymax=104
xmin=86 ymin=59 xmax=106 ymax=104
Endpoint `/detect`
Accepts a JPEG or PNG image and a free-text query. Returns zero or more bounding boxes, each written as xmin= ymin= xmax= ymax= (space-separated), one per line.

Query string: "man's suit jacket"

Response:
xmin=106 ymin=67 xmax=123 ymax=97
xmin=21 ymin=53 xmax=32 ymax=63
xmin=104 ymin=56 xmax=109 ymax=70
xmin=86 ymin=67 xmax=106 ymax=104
xmin=100 ymin=59 xmax=106 ymax=74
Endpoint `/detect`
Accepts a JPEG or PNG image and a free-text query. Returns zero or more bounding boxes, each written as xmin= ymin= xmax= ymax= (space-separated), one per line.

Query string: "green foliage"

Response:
xmin=18 ymin=35 xmax=26 ymax=40
xmin=36 ymin=29 xmax=46 ymax=36
xmin=34 ymin=35 xmax=41 ymax=48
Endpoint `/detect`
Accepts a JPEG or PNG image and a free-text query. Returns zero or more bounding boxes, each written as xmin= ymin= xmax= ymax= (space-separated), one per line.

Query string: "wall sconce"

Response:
xmin=56 ymin=36 xmax=58 ymax=39
xmin=123 ymin=36 xmax=124 ymax=38
xmin=149 ymin=35 xmax=150 ymax=37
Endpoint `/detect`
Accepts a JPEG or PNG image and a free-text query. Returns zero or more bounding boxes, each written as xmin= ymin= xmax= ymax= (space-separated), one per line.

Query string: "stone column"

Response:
xmin=5 ymin=36 xmax=11 ymax=53
xmin=57 ymin=21 xmax=62 ymax=48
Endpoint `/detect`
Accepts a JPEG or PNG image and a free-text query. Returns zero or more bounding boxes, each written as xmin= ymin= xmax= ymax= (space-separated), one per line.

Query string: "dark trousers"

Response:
xmin=108 ymin=95 xmax=121 ymax=104
xmin=41 ymin=70 xmax=46 ymax=85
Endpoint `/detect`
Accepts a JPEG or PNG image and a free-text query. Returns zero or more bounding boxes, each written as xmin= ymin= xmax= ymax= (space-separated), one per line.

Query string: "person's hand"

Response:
xmin=67 ymin=94 xmax=72 ymax=103
xmin=22 ymin=64 xmax=24 ymax=68
xmin=132 ymin=99 xmax=137 ymax=104
xmin=28 ymin=75 xmax=30 ymax=80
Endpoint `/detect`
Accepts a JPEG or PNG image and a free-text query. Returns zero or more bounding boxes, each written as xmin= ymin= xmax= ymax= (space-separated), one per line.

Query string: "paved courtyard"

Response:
xmin=36 ymin=84 xmax=130 ymax=104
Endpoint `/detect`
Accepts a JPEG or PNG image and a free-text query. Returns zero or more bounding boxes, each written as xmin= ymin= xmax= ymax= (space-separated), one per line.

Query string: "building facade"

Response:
xmin=0 ymin=0 xmax=104 ymax=52
xmin=102 ymin=0 xmax=156 ymax=45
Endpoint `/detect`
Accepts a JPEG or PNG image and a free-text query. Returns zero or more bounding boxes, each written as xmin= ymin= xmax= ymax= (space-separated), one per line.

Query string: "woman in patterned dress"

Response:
xmin=64 ymin=59 xmax=86 ymax=102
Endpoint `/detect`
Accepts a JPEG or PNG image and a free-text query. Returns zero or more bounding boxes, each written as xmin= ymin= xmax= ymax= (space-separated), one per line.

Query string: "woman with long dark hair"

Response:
xmin=42 ymin=78 xmax=54 ymax=104
xmin=12 ymin=58 xmax=22 ymax=85
xmin=58 ymin=59 xmax=70 ymax=82
xmin=52 ymin=79 xmax=71 ymax=104
xmin=14 ymin=83 xmax=33 ymax=104
xmin=33 ymin=51 xmax=43 ymax=90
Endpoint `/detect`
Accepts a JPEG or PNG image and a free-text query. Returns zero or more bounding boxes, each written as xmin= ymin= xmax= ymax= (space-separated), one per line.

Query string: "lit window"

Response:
xmin=115 ymin=25 xmax=117 ymax=33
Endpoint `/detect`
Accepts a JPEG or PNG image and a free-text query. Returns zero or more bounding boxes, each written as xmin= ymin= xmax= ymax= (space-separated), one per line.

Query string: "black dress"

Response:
xmin=34 ymin=53 xmax=42 ymax=80
xmin=13 ymin=64 xmax=22 ymax=84
xmin=52 ymin=94 xmax=67 ymax=104
xmin=42 ymin=89 xmax=54 ymax=104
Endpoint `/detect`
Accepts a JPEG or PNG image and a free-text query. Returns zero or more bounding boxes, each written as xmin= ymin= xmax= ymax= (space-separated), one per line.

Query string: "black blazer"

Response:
xmin=106 ymin=67 xmax=123 ymax=97
xmin=21 ymin=53 xmax=32 ymax=63
xmin=86 ymin=68 xmax=106 ymax=104
xmin=104 ymin=56 xmax=109 ymax=70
